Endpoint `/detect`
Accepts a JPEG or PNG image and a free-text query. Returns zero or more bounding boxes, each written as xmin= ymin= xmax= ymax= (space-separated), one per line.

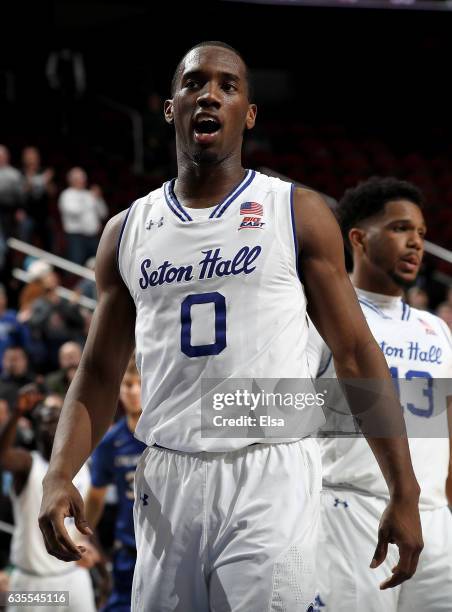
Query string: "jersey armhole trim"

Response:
xmin=289 ymin=183 xmax=300 ymax=278
xmin=317 ymin=351 xmax=333 ymax=377
xmin=116 ymin=200 xmax=137 ymax=275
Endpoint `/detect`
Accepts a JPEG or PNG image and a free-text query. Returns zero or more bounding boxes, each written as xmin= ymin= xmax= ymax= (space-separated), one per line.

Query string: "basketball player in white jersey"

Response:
xmin=308 ymin=177 xmax=452 ymax=611
xmin=38 ymin=42 xmax=423 ymax=611
xmin=0 ymin=388 xmax=96 ymax=612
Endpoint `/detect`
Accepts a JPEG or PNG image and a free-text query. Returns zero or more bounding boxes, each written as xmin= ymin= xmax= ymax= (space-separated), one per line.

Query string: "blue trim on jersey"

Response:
xmin=209 ymin=169 xmax=256 ymax=218
xmin=358 ymin=298 xmax=389 ymax=319
xmin=116 ymin=200 xmax=137 ymax=272
xmin=289 ymin=183 xmax=300 ymax=277
xmin=402 ymin=301 xmax=411 ymax=320
xmin=164 ymin=181 xmax=192 ymax=222
xmin=317 ymin=351 xmax=333 ymax=377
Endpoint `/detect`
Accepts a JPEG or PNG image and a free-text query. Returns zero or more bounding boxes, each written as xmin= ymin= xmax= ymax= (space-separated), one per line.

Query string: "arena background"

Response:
xmin=0 ymin=0 xmax=452 ymax=607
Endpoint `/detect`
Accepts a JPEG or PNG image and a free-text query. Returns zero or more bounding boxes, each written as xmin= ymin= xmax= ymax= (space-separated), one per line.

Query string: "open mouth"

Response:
xmin=399 ymin=255 xmax=420 ymax=272
xmin=193 ymin=118 xmax=221 ymax=144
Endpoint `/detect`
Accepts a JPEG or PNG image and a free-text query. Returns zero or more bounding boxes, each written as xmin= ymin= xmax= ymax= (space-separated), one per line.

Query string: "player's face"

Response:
xmin=120 ymin=373 xmax=142 ymax=416
xmin=362 ymin=200 xmax=426 ymax=288
xmin=165 ymin=46 xmax=256 ymax=164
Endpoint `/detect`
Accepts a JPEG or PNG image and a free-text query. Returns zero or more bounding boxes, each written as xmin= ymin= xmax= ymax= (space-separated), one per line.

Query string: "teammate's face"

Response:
xmin=120 ymin=373 xmax=142 ymax=416
xmin=354 ymin=200 xmax=426 ymax=289
xmin=165 ymin=46 xmax=256 ymax=164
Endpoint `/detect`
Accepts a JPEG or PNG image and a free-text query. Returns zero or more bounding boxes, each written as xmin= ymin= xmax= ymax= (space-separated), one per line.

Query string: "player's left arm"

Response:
xmin=294 ymin=187 xmax=423 ymax=589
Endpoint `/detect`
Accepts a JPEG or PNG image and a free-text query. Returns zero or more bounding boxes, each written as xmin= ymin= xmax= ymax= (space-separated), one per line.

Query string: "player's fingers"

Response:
xmin=380 ymin=567 xmax=412 ymax=590
xmin=50 ymin=514 xmax=83 ymax=560
xmin=380 ymin=555 xmax=416 ymax=590
xmin=39 ymin=515 xmax=80 ymax=561
xmin=381 ymin=542 xmax=422 ymax=590
xmin=72 ymin=501 xmax=93 ymax=536
xmin=370 ymin=529 xmax=389 ymax=568
xmin=389 ymin=540 xmax=422 ymax=584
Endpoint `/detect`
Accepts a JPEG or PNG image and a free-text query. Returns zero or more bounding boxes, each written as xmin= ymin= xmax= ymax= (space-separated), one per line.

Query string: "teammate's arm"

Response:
xmin=84 ymin=486 xmax=108 ymax=529
xmin=39 ymin=212 xmax=136 ymax=562
xmin=294 ymin=187 xmax=423 ymax=589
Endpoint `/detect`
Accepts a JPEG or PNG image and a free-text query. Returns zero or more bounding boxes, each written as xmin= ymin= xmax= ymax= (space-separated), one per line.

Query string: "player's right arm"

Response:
xmin=39 ymin=211 xmax=136 ymax=562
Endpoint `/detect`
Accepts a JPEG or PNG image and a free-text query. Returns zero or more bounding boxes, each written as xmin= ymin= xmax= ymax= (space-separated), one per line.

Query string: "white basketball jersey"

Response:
xmin=118 ymin=170 xmax=313 ymax=452
xmin=10 ymin=452 xmax=90 ymax=574
xmin=308 ymin=288 xmax=452 ymax=510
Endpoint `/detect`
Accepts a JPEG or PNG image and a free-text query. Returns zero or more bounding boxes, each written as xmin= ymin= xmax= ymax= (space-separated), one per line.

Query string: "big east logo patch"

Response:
xmin=238 ymin=216 xmax=265 ymax=230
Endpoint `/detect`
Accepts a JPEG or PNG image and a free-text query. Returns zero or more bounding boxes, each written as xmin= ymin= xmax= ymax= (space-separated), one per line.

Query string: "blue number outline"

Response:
xmin=389 ymin=366 xmax=433 ymax=418
xmin=180 ymin=292 xmax=227 ymax=357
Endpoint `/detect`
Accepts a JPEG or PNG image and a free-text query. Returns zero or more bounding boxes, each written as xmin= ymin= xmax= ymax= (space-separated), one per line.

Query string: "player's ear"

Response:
xmin=349 ymin=227 xmax=367 ymax=253
xmin=164 ymin=99 xmax=174 ymax=124
xmin=245 ymin=104 xmax=257 ymax=130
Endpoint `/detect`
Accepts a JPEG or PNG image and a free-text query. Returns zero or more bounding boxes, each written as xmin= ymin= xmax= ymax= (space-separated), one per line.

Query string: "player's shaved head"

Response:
xmin=170 ymin=40 xmax=253 ymax=101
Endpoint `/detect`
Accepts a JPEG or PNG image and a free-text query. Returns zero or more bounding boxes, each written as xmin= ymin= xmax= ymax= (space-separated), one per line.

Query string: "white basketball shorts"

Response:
xmin=132 ymin=438 xmax=321 ymax=612
xmin=315 ymin=487 xmax=452 ymax=611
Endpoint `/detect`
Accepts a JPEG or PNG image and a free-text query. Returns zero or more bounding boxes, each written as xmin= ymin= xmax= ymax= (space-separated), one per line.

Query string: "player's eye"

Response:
xmin=222 ymin=82 xmax=237 ymax=92
xmin=185 ymin=79 xmax=199 ymax=90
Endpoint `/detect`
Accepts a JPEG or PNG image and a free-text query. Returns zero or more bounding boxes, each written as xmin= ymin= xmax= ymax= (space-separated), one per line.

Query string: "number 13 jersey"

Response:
xmin=117 ymin=170 xmax=311 ymax=452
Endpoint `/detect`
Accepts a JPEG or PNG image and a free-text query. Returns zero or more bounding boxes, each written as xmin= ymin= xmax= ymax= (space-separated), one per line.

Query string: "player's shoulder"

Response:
xmin=252 ymin=169 xmax=293 ymax=194
xmin=108 ymin=192 xmax=153 ymax=230
xmin=410 ymin=306 xmax=452 ymax=342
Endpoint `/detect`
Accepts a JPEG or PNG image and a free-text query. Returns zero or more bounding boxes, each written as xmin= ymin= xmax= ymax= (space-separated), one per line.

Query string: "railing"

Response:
xmin=7 ymin=238 xmax=94 ymax=281
xmin=7 ymin=238 xmax=97 ymax=311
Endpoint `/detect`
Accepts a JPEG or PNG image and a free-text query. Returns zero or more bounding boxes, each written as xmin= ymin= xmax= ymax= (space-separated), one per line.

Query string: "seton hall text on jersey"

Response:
xmin=379 ymin=340 xmax=443 ymax=364
xmin=139 ymin=245 xmax=262 ymax=290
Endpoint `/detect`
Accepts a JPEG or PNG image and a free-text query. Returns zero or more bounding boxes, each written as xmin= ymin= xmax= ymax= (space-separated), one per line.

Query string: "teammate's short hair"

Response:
xmin=337 ymin=176 xmax=424 ymax=252
xmin=170 ymin=40 xmax=254 ymax=101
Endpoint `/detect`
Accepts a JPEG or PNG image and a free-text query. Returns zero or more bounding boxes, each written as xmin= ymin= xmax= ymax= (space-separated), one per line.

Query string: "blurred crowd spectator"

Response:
xmin=58 ymin=167 xmax=107 ymax=265
xmin=17 ymin=146 xmax=55 ymax=251
xmin=0 ymin=146 xmax=23 ymax=240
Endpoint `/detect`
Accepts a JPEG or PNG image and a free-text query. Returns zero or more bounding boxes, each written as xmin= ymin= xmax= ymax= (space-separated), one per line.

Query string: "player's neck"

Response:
xmin=126 ymin=414 xmax=140 ymax=432
xmin=174 ymin=156 xmax=245 ymax=209
xmin=351 ymin=269 xmax=403 ymax=298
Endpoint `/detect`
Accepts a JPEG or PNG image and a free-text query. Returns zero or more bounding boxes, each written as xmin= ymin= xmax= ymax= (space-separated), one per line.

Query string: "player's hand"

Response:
xmin=39 ymin=475 xmax=93 ymax=562
xmin=370 ymin=496 xmax=423 ymax=589
xmin=76 ymin=540 xmax=101 ymax=569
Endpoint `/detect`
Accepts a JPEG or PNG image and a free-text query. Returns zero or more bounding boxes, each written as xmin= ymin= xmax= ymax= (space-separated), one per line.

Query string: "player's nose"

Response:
xmin=197 ymin=83 xmax=221 ymax=108
xmin=407 ymin=230 xmax=423 ymax=250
